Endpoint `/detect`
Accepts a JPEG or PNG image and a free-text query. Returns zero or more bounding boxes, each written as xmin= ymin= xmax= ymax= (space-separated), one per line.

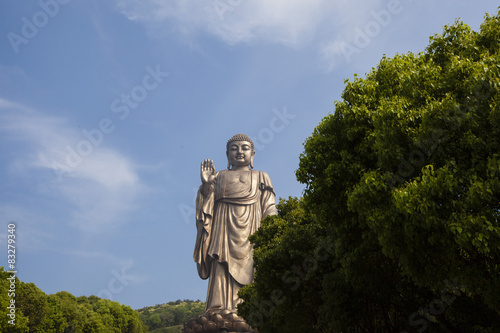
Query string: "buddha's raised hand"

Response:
xmin=200 ymin=159 xmax=216 ymax=184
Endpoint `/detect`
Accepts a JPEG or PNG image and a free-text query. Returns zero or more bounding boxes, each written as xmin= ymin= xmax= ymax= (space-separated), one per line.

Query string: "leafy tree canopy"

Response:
xmin=0 ymin=267 xmax=147 ymax=333
xmin=137 ymin=300 xmax=204 ymax=332
xmin=239 ymin=9 xmax=500 ymax=333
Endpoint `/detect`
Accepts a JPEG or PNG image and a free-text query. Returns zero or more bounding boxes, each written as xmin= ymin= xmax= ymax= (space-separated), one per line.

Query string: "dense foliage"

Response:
xmin=0 ymin=267 xmax=147 ymax=333
xmin=137 ymin=300 xmax=205 ymax=332
xmin=239 ymin=10 xmax=500 ymax=333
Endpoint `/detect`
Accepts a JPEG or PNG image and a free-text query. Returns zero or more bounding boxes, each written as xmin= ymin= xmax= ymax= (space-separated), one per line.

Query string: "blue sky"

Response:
xmin=0 ymin=0 xmax=498 ymax=310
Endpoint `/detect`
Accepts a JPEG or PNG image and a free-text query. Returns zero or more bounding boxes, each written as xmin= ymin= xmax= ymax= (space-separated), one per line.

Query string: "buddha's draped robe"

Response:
xmin=194 ymin=169 xmax=276 ymax=311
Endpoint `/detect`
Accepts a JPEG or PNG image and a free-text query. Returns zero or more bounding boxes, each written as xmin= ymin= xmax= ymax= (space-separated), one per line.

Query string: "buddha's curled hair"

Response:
xmin=226 ymin=133 xmax=254 ymax=151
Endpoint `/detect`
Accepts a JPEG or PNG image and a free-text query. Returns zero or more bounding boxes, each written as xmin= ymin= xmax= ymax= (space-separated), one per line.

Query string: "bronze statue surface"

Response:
xmin=194 ymin=134 xmax=277 ymax=314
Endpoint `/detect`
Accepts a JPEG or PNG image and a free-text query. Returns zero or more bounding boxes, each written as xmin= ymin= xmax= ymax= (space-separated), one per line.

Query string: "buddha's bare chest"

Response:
xmin=226 ymin=171 xmax=250 ymax=185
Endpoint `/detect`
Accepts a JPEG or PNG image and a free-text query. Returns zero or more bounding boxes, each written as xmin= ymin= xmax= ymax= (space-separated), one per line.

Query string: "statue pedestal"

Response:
xmin=183 ymin=309 xmax=257 ymax=333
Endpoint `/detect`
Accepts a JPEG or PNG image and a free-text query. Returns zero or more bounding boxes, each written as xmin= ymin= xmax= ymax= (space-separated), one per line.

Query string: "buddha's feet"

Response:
xmin=183 ymin=308 xmax=257 ymax=333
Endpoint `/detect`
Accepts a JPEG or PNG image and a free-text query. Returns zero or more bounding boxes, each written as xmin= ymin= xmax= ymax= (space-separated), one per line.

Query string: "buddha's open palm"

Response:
xmin=201 ymin=159 xmax=216 ymax=184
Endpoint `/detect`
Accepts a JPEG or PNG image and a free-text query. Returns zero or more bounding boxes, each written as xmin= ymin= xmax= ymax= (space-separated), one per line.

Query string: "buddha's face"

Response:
xmin=227 ymin=140 xmax=254 ymax=169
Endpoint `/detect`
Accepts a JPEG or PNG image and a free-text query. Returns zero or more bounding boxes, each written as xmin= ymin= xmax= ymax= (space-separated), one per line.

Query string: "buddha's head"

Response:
xmin=226 ymin=133 xmax=255 ymax=169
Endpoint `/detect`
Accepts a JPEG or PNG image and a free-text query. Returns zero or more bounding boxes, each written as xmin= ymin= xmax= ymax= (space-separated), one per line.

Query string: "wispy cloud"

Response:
xmin=0 ymin=204 xmax=56 ymax=252
xmin=113 ymin=0 xmax=387 ymax=68
xmin=69 ymin=251 xmax=138 ymax=273
xmin=66 ymin=252 xmax=151 ymax=290
xmin=0 ymin=97 xmax=143 ymax=232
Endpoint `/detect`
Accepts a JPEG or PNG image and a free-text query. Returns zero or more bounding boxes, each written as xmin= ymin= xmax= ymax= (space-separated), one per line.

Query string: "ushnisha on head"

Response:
xmin=226 ymin=134 xmax=255 ymax=170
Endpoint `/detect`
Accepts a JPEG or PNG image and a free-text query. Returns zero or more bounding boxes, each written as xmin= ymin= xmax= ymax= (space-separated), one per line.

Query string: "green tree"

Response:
xmin=136 ymin=300 xmax=204 ymax=332
xmin=57 ymin=291 xmax=86 ymax=333
xmin=238 ymin=197 xmax=331 ymax=332
xmin=17 ymin=281 xmax=50 ymax=332
xmin=0 ymin=268 xmax=29 ymax=333
xmin=40 ymin=294 xmax=68 ymax=333
xmin=0 ymin=267 xmax=147 ymax=333
xmin=159 ymin=308 xmax=175 ymax=327
xmin=149 ymin=313 xmax=162 ymax=329
xmin=240 ymin=9 xmax=500 ymax=333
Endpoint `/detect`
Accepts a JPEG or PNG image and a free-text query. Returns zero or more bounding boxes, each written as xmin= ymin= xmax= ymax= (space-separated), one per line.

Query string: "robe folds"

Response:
xmin=194 ymin=169 xmax=276 ymax=311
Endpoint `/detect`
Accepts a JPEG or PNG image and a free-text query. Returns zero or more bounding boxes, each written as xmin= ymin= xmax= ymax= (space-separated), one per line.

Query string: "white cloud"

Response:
xmin=114 ymin=0 xmax=335 ymax=45
xmin=0 ymin=98 xmax=143 ymax=232
xmin=113 ymin=0 xmax=390 ymax=68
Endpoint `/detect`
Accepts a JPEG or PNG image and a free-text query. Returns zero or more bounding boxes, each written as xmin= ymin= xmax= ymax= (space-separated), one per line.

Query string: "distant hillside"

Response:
xmin=0 ymin=267 xmax=147 ymax=332
xmin=0 ymin=266 xmax=205 ymax=333
xmin=137 ymin=300 xmax=205 ymax=332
